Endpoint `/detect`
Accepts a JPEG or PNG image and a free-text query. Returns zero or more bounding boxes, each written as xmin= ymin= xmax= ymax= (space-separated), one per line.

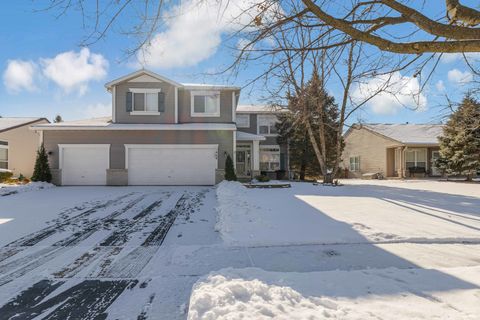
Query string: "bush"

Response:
xmin=31 ymin=143 xmax=52 ymax=183
xmin=224 ymin=154 xmax=237 ymax=181
xmin=0 ymin=171 xmax=13 ymax=183
xmin=255 ymin=174 xmax=270 ymax=182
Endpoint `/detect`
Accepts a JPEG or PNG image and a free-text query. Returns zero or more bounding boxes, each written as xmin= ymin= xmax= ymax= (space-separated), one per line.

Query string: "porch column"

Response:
xmin=252 ymin=140 xmax=260 ymax=171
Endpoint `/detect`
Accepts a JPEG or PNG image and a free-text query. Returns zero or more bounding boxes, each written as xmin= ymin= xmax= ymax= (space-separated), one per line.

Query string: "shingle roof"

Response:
xmin=363 ymin=123 xmax=444 ymax=145
xmin=0 ymin=117 xmax=46 ymax=132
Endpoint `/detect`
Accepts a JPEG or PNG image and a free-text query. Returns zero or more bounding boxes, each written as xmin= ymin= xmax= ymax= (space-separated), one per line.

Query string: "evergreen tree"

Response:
xmin=438 ymin=96 xmax=480 ymax=181
xmin=224 ymin=154 xmax=237 ymax=181
xmin=31 ymin=143 xmax=52 ymax=182
xmin=54 ymin=115 xmax=63 ymax=123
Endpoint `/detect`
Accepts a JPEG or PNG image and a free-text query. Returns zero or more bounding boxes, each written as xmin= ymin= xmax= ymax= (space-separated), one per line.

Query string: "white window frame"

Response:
xmin=257 ymin=114 xmax=278 ymax=136
xmin=349 ymin=156 xmax=360 ymax=172
xmin=259 ymin=145 xmax=281 ymax=172
xmin=236 ymin=114 xmax=250 ymax=128
xmin=0 ymin=144 xmax=8 ymax=170
xmin=190 ymin=91 xmax=221 ymax=117
xmin=129 ymin=88 xmax=162 ymax=115
xmin=405 ymin=148 xmax=427 ymax=168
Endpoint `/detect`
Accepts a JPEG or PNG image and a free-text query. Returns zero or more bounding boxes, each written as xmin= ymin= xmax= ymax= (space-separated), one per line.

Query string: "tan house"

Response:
xmin=0 ymin=117 xmax=49 ymax=177
xmin=342 ymin=123 xmax=444 ymax=178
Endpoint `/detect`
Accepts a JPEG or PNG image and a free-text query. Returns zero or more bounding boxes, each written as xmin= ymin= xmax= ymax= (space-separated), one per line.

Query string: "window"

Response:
xmin=236 ymin=114 xmax=250 ymax=128
xmin=349 ymin=156 xmax=360 ymax=172
xmin=406 ymin=149 xmax=426 ymax=168
xmin=257 ymin=115 xmax=278 ymax=136
xmin=260 ymin=146 xmax=280 ymax=171
xmin=130 ymin=88 xmax=161 ymax=114
xmin=191 ymin=91 xmax=220 ymax=117
xmin=0 ymin=144 xmax=8 ymax=170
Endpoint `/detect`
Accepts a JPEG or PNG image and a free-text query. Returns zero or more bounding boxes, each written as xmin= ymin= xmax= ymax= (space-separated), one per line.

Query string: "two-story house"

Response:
xmin=31 ymin=70 xmax=288 ymax=185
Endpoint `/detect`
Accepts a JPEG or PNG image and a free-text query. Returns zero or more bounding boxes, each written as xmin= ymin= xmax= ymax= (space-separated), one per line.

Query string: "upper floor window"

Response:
xmin=128 ymin=88 xmax=164 ymax=115
xmin=0 ymin=142 xmax=8 ymax=170
xmin=236 ymin=114 xmax=250 ymax=128
xmin=191 ymin=91 xmax=220 ymax=117
xmin=257 ymin=114 xmax=278 ymax=136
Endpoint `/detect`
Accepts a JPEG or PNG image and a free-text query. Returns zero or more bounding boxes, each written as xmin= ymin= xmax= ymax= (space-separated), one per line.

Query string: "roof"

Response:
xmin=360 ymin=123 xmax=444 ymax=145
xmin=236 ymin=104 xmax=288 ymax=114
xmin=0 ymin=117 xmax=48 ymax=133
xmin=236 ymin=131 xmax=266 ymax=141
xmin=105 ymin=69 xmax=240 ymax=91
xmin=30 ymin=117 xmax=236 ymax=131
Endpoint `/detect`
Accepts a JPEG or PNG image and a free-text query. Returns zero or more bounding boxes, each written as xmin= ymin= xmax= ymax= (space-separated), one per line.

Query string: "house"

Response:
xmin=0 ymin=117 xmax=49 ymax=177
xmin=235 ymin=105 xmax=289 ymax=179
xmin=30 ymin=70 xmax=286 ymax=186
xmin=342 ymin=123 xmax=444 ymax=178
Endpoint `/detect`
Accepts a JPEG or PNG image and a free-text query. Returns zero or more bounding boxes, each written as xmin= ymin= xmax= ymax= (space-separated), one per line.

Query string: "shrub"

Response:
xmin=255 ymin=174 xmax=270 ymax=182
xmin=224 ymin=154 xmax=237 ymax=181
xmin=0 ymin=171 xmax=13 ymax=183
xmin=31 ymin=143 xmax=52 ymax=183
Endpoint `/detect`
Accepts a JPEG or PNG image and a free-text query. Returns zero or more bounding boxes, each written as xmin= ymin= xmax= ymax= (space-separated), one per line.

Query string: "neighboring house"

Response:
xmin=0 ymin=117 xmax=49 ymax=177
xmin=31 ymin=69 xmax=285 ymax=186
xmin=235 ymin=105 xmax=289 ymax=179
xmin=342 ymin=123 xmax=444 ymax=178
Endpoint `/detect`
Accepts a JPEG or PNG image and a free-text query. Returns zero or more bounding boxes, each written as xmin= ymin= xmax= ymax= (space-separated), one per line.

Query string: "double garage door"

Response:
xmin=60 ymin=144 xmax=218 ymax=185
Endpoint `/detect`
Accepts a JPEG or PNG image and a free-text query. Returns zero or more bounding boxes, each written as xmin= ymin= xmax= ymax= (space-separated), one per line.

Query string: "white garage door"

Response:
xmin=126 ymin=144 xmax=218 ymax=185
xmin=60 ymin=145 xmax=110 ymax=185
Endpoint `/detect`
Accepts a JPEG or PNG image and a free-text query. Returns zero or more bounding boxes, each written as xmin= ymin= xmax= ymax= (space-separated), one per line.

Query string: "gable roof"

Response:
xmin=105 ymin=69 xmax=183 ymax=89
xmin=355 ymin=123 xmax=444 ymax=145
xmin=0 ymin=117 xmax=48 ymax=133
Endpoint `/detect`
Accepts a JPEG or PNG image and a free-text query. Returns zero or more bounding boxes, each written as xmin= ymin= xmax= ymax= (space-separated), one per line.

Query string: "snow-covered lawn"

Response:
xmin=0 ymin=179 xmax=479 ymax=319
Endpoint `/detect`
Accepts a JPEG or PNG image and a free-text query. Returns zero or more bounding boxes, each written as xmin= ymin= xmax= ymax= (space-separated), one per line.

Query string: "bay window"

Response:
xmin=191 ymin=91 xmax=220 ymax=117
xmin=260 ymin=145 xmax=280 ymax=171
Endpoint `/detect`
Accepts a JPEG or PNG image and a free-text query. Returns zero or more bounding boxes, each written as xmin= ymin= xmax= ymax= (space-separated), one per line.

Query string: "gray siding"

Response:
xmin=114 ymin=82 xmax=176 ymax=124
xmin=178 ymin=89 xmax=234 ymax=123
xmin=237 ymin=113 xmax=257 ymax=134
xmin=44 ymin=130 xmax=233 ymax=171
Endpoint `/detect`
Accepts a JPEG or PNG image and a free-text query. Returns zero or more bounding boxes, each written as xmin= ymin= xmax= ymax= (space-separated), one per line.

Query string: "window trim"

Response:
xmin=259 ymin=144 xmax=281 ymax=172
xmin=405 ymin=148 xmax=427 ymax=168
xmin=129 ymin=88 xmax=161 ymax=115
xmin=0 ymin=144 xmax=8 ymax=170
xmin=349 ymin=156 xmax=360 ymax=172
xmin=236 ymin=114 xmax=250 ymax=128
xmin=257 ymin=114 xmax=278 ymax=136
xmin=190 ymin=90 xmax=221 ymax=117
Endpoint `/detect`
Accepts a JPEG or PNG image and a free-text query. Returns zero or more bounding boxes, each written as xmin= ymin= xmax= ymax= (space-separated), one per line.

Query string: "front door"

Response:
xmin=431 ymin=150 xmax=441 ymax=176
xmin=236 ymin=146 xmax=251 ymax=176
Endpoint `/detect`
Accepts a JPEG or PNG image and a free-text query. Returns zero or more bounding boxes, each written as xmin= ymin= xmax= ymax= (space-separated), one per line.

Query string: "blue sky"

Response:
xmin=0 ymin=1 xmax=477 ymax=123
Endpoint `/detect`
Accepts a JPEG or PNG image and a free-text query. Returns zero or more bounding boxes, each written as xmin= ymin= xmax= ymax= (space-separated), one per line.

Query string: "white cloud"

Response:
xmin=435 ymin=80 xmax=446 ymax=92
xmin=441 ymin=52 xmax=480 ymax=63
xmin=139 ymin=0 xmax=277 ymax=68
xmin=41 ymin=48 xmax=108 ymax=95
xmin=83 ymin=103 xmax=111 ymax=118
xmin=447 ymin=68 xmax=473 ymax=85
xmin=3 ymin=60 xmax=37 ymax=93
xmin=352 ymin=72 xmax=427 ymax=115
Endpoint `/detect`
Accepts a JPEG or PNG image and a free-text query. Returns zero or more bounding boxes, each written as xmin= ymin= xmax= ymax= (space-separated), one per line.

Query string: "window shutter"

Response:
xmin=158 ymin=92 xmax=165 ymax=112
xmin=126 ymin=92 xmax=133 ymax=112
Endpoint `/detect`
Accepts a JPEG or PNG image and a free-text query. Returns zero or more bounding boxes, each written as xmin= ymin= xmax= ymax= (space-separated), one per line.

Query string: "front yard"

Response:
xmin=0 ymin=180 xmax=479 ymax=319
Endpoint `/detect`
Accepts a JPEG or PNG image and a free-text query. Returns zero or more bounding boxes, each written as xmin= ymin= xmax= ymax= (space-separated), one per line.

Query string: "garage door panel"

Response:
xmin=127 ymin=145 xmax=217 ymax=185
xmin=61 ymin=146 xmax=109 ymax=185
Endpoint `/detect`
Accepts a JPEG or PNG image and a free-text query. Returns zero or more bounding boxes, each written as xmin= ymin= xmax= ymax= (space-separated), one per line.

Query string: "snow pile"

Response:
xmin=188 ymin=267 xmax=480 ymax=320
xmin=215 ymin=181 xmax=258 ymax=243
xmin=0 ymin=182 xmax=55 ymax=196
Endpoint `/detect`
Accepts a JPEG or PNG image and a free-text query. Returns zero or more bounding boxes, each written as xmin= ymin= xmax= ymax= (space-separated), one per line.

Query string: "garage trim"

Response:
xmin=124 ymin=144 xmax=218 ymax=170
xmin=58 ymin=144 xmax=111 ymax=170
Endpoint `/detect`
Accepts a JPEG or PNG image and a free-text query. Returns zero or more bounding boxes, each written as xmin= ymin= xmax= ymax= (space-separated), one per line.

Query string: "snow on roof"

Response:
xmin=236 ymin=131 xmax=266 ymax=141
xmin=363 ymin=123 xmax=444 ymax=145
xmin=0 ymin=117 xmax=46 ymax=132
xmin=236 ymin=104 xmax=288 ymax=113
xmin=181 ymin=83 xmax=241 ymax=90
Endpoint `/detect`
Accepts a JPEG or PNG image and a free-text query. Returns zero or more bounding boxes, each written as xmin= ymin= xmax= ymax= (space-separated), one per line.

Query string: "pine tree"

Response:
xmin=54 ymin=115 xmax=63 ymax=123
xmin=31 ymin=143 xmax=52 ymax=182
xmin=224 ymin=154 xmax=237 ymax=181
xmin=438 ymin=96 xmax=480 ymax=181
